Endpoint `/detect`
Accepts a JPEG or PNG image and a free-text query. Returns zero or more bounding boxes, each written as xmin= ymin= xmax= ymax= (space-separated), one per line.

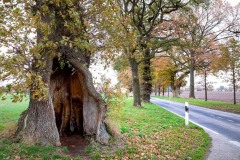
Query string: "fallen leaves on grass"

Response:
xmin=95 ymin=127 xmax=209 ymax=159
xmin=0 ymin=122 xmax=16 ymax=138
xmin=87 ymin=98 xmax=210 ymax=159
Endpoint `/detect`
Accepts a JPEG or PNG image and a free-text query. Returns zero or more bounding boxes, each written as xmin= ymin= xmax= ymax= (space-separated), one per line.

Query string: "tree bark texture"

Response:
xmin=128 ymin=58 xmax=141 ymax=106
xmin=158 ymin=85 xmax=161 ymax=96
xmin=189 ymin=59 xmax=195 ymax=98
xmin=167 ymin=87 xmax=169 ymax=97
xmin=171 ymin=75 xmax=179 ymax=98
xmin=141 ymin=49 xmax=152 ymax=102
xmin=163 ymin=85 xmax=165 ymax=96
xmin=233 ymin=67 xmax=236 ymax=104
xmin=14 ymin=1 xmax=62 ymax=145
xmin=50 ymin=59 xmax=84 ymax=136
xmin=66 ymin=53 xmax=110 ymax=143
xmin=15 ymin=59 xmax=61 ymax=146
xmin=204 ymin=70 xmax=208 ymax=101
xmin=154 ymin=85 xmax=157 ymax=96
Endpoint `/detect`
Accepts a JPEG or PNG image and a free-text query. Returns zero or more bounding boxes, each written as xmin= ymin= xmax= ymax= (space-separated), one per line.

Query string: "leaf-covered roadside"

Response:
xmin=88 ymin=98 xmax=210 ymax=159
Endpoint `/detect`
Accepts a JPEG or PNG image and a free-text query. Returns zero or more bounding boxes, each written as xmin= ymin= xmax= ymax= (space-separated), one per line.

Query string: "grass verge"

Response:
xmin=153 ymin=96 xmax=240 ymax=114
xmin=88 ymin=98 xmax=210 ymax=159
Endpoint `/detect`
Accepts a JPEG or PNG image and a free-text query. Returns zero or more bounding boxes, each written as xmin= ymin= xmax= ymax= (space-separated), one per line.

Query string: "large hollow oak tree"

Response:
xmin=15 ymin=54 xmax=110 ymax=145
xmin=1 ymin=0 xmax=110 ymax=146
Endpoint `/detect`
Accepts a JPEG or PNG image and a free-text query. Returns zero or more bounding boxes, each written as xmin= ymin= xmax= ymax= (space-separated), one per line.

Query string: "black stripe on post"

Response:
xmin=185 ymin=105 xmax=189 ymax=113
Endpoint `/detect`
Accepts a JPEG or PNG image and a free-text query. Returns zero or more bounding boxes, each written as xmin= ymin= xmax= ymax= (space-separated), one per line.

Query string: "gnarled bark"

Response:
xmin=141 ymin=53 xmax=152 ymax=102
xmin=15 ymin=59 xmax=61 ymax=146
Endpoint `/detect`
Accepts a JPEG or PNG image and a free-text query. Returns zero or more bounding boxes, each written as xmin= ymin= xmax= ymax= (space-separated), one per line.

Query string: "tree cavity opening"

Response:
xmin=50 ymin=58 xmax=84 ymax=137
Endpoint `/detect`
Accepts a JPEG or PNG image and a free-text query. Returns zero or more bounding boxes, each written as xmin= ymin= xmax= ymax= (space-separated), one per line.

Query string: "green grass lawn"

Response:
xmin=0 ymin=96 xmax=210 ymax=159
xmin=0 ymin=94 xmax=29 ymax=131
xmin=153 ymin=96 xmax=240 ymax=114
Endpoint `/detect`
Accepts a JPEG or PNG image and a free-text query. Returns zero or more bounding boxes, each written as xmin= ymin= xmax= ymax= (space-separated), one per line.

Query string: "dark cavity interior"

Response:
xmin=50 ymin=58 xmax=84 ymax=136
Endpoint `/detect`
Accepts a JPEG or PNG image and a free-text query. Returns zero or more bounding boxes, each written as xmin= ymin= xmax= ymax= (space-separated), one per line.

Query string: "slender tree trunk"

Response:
xmin=167 ymin=86 xmax=169 ymax=97
xmin=177 ymin=87 xmax=181 ymax=96
xmin=142 ymin=49 xmax=152 ymax=102
xmin=128 ymin=58 xmax=141 ymax=106
xmin=233 ymin=67 xmax=236 ymax=104
xmin=163 ymin=86 xmax=165 ymax=96
xmin=172 ymin=87 xmax=179 ymax=97
xmin=171 ymin=76 xmax=178 ymax=98
xmin=189 ymin=59 xmax=195 ymax=98
xmin=172 ymin=89 xmax=178 ymax=97
xmin=154 ymin=85 xmax=157 ymax=96
xmin=158 ymin=85 xmax=161 ymax=96
xmin=204 ymin=70 xmax=208 ymax=101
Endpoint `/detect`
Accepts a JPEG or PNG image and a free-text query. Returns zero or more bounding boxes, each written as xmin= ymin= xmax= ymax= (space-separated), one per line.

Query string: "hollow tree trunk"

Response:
xmin=128 ymin=58 xmax=141 ymax=106
xmin=66 ymin=53 xmax=110 ymax=143
xmin=189 ymin=59 xmax=195 ymax=98
xmin=50 ymin=59 xmax=84 ymax=136
xmin=142 ymin=49 xmax=152 ymax=102
xmin=16 ymin=55 xmax=110 ymax=145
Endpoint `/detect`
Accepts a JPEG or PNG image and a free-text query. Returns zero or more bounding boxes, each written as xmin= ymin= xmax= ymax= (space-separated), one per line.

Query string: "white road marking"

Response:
xmin=190 ymin=121 xmax=219 ymax=135
xmin=155 ymin=103 xmax=220 ymax=135
xmin=229 ymin=141 xmax=240 ymax=147
xmin=227 ymin=119 xmax=234 ymax=122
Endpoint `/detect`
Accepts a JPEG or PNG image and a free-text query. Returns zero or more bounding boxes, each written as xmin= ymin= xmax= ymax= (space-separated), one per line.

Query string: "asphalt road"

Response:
xmin=150 ymin=97 xmax=240 ymax=160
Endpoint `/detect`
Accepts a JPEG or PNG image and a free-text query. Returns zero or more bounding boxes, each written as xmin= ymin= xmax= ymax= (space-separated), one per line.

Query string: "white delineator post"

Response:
xmin=185 ymin=102 xmax=189 ymax=126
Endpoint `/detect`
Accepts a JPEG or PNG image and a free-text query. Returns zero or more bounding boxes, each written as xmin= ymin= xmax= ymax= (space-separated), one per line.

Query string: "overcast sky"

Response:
xmin=228 ymin=0 xmax=240 ymax=6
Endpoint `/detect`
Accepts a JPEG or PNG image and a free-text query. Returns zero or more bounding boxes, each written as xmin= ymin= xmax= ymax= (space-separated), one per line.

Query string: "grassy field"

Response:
xmin=0 ymin=94 xmax=29 ymax=131
xmin=153 ymin=96 xmax=240 ymax=114
xmin=0 ymin=96 xmax=210 ymax=159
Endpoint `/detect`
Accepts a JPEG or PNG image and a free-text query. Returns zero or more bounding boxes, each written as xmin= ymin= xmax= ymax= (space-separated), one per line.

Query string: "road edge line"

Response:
xmin=229 ymin=141 xmax=240 ymax=148
xmin=151 ymin=100 xmax=219 ymax=135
